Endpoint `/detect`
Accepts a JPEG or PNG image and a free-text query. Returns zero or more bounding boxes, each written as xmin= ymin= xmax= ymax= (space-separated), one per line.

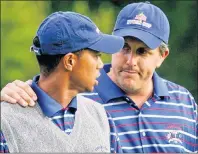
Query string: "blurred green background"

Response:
xmin=1 ymin=0 xmax=197 ymax=102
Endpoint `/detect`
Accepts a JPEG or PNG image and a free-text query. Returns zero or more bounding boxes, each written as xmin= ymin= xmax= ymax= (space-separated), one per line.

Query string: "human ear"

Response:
xmin=62 ymin=53 xmax=77 ymax=71
xmin=156 ymin=49 xmax=169 ymax=68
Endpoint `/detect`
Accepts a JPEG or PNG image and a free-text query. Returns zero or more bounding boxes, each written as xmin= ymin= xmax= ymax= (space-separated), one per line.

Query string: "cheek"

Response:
xmin=83 ymin=61 xmax=97 ymax=81
xmin=138 ymin=58 xmax=157 ymax=75
xmin=112 ymin=54 xmax=126 ymax=69
xmin=73 ymin=62 xmax=90 ymax=82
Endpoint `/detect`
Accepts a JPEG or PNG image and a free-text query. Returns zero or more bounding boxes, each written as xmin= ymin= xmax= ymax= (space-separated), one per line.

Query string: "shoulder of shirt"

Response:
xmin=163 ymin=78 xmax=188 ymax=91
xmin=162 ymin=78 xmax=197 ymax=107
xmin=76 ymin=94 xmax=105 ymax=110
xmin=77 ymin=92 xmax=104 ymax=104
xmin=162 ymin=78 xmax=193 ymax=95
xmin=1 ymin=101 xmax=40 ymax=118
xmin=1 ymin=101 xmax=22 ymax=115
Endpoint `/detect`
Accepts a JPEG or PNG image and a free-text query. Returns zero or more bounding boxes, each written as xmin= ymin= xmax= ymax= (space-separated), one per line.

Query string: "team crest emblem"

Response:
xmin=135 ymin=12 xmax=147 ymax=22
xmin=127 ymin=12 xmax=152 ymax=28
xmin=166 ymin=125 xmax=183 ymax=145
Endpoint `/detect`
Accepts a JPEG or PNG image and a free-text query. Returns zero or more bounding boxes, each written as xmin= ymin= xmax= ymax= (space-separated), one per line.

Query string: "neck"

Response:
xmin=38 ymin=73 xmax=78 ymax=108
xmin=108 ymin=69 xmax=153 ymax=109
xmin=126 ymin=80 xmax=153 ymax=109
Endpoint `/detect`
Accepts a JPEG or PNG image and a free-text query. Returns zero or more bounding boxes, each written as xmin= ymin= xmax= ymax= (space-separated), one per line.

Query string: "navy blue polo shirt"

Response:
xmin=81 ymin=64 xmax=198 ymax=153
xmin=0 ymin=75 xmax=122 ymax=153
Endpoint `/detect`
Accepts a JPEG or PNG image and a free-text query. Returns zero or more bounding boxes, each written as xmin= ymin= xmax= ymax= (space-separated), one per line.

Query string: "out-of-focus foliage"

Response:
xmin=1 ymin=1 xmax=50 ymax=87
xmin=1 ymin=0 xmax=197 ymax=102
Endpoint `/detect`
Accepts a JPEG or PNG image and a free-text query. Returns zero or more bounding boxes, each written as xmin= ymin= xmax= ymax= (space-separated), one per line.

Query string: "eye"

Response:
xmin=122 ymin=43 xmax=131 ymax=53
xmin=90 ymin=50 xmax=101 ymax=58
xmin=136 ymin=47 xmax=147 ymax=55
xmin=93 ymin=52 xmax=101 ymax=58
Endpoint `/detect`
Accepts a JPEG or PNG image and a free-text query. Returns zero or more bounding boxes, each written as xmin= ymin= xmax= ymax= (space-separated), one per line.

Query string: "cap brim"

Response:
xmin=113 ymin=28 xmax=162 ymax=49
xmin=88 ymin=34 xmax=124 ymax=54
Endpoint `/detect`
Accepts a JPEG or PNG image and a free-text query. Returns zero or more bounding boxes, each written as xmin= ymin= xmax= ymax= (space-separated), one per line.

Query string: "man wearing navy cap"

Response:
xmin=0 ymin=11 xmax=124 ymax=153
xmin=1 ymin=2 xmax=198 ymax=153
xmin=97 ymin=2 xmax=197 ymax=152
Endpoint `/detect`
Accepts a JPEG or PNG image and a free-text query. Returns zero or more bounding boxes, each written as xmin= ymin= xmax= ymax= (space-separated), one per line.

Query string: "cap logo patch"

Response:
xmin=127 ymin=12 xmax=152 ymax=28
xmin=135 ymin=12 xmax=147 ymax=22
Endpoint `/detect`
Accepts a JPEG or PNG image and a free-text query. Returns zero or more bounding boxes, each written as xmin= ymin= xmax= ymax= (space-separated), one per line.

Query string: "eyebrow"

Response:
xmin=91 ymin=50 xmax=100 ymax=54
xmin=124 ymin=42 xmax=130 ymax=47
xmin=141 ymin=46 xmax=150 ymax=50
xmin=124 ymin=38 xmax=151 ymax=49
xmin=124 ymin=42 xmax=150 ymax=50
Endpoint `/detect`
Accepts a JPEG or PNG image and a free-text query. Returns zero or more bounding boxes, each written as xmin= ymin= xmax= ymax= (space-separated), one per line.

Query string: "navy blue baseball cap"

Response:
xmin=113 ymin=1 xmax=170 ymax=49
xmin=30 ymin=11 xmax=124 ymax=55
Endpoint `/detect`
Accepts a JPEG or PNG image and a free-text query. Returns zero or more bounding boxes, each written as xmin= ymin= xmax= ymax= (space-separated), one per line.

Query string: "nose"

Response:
xmin=98 ymin=57 xmax=104 ymax=69
xmin=126 ymin=51 xmax=137 ymax=66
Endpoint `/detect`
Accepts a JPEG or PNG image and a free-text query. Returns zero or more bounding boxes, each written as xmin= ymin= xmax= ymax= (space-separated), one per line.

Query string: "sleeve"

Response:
xmin=106 ymin=112 xmax=122 ymax=153
xmin=196 ymin=121 xmax=198 ymax=153
xmin=0 ymin=130 xmax=9 ymax=153
xmin=194 ymin=100 xmax=198 ymax=152
xmin=188 ymin=92 xmax=198 ymax=152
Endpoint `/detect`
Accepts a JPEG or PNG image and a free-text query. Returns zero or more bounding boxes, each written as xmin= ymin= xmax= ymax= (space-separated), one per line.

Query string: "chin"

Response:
xmin=85 ymin=86 xmax=94 ymax=92
xmin=119 ymin=80 xmax=136 ymax=90
xmin=120 ymin=78 xmax=134 ymax=85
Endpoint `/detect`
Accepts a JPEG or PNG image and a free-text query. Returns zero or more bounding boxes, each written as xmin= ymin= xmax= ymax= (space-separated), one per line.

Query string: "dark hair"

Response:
xmin=33 ymin=37 xmax=83 ymax=77
xmin=33 ymin=36 xmax=65 ymax=77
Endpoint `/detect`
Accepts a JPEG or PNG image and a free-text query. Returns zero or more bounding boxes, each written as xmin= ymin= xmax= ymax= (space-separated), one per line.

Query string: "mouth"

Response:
xmin=93 ymin=72 xmax=101 ymax=86
xmin=94 ymin=79 xmax=99 ymax=86
xmin=120 ymin=69 xmax=139 ymax=78
xmin=122 ymin=70 xmax=138 ymax=74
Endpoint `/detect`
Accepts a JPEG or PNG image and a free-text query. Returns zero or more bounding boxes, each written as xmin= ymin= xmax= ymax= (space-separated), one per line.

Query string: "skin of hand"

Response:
xmin=0 ymin=80 xmax=37 ymax=107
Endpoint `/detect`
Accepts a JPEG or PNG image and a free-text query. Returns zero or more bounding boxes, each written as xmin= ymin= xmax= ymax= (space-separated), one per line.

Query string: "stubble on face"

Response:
xmin=108 ymin=66 xmax=148 ymax=95
xmin=108 ymin=37 xmax=162 ymax=95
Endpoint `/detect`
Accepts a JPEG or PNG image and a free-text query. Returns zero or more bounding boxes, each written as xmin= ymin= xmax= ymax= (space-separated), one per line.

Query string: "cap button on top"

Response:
xmin=145 ymin=1 xmax=150 ymax=4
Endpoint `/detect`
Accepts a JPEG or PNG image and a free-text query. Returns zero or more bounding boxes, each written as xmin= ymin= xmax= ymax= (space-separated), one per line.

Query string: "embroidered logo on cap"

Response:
xmin=135 ymin=12 xmax=147 ymax=22
xmin=127 ymin=12 xmax=152 ymax=28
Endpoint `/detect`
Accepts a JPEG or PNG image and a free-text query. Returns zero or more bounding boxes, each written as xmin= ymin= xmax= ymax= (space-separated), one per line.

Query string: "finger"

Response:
xmin=25 ymin=80 xmax=37 ymax=101
xmin=3 ymin=87 xmax=28 ymax=107
xmin=12 ymin=80 xmax=37 ymax=101
xmin=1 ymin=94 xmax=28 ymax=107
xmin=1 ymin=87 xmax=28 ymax=107
xmin=1 ymin=93 xmax=17 ymax=104
xmin=2 ymin=84 xmax=34 ymax=107
xmin=25 ymin=80 xmax=33 ymax=86
xmin=17 ymin=97 xmax=28 ymax=107
xmin=8 ymin=85 xmax=35 ymax=106
xmin=1 ymin=86 xmax=21 ymax=103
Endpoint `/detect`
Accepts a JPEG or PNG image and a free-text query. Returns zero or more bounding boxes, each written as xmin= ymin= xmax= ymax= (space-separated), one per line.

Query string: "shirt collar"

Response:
xmin=152 ymin=72 xmax=170 ymax=97
xmin=31 ymin=75 xmax=77 ymax=117
xmin=95 ymin=64 xmax=125 ymax=103
xmin=95 ymin=64 xmax=170 ymax=103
